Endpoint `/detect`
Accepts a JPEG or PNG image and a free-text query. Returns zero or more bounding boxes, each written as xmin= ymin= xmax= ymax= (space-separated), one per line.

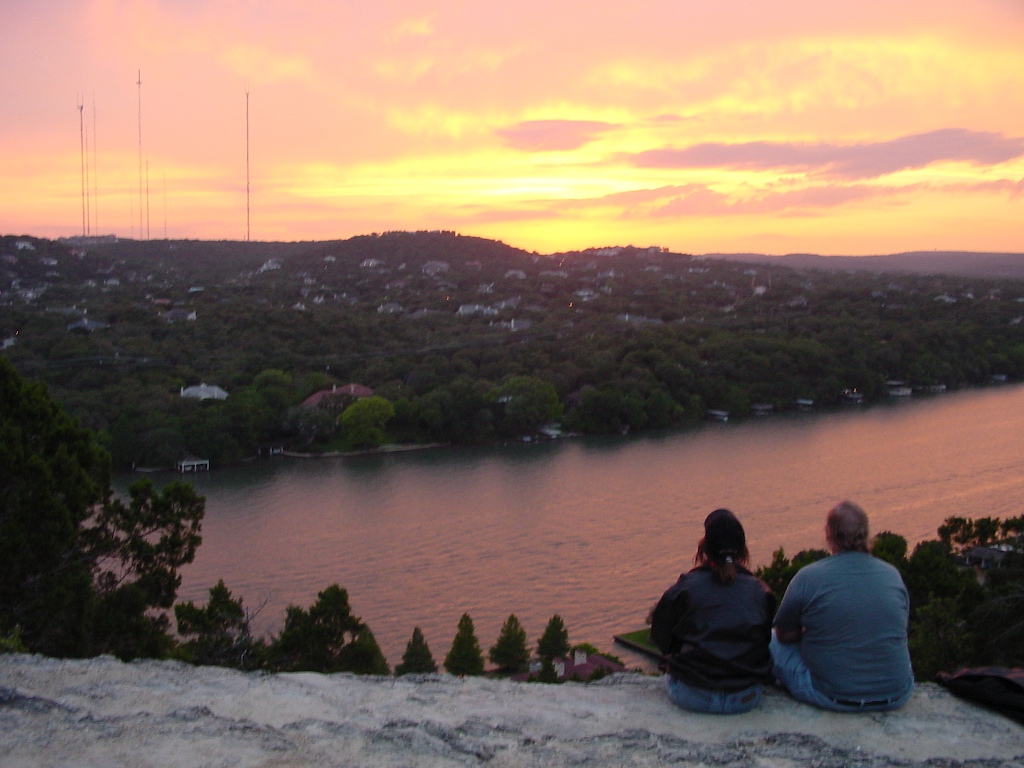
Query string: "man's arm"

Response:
xmin=774 ymin=626 xmax=802 ymax=644
xmin=772 ymin=575 xmax=804 ymax=644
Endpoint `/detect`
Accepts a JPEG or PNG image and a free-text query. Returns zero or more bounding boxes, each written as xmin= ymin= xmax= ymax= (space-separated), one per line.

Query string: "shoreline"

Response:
xmin=127 ymin=381 xmax=1018 ymax=475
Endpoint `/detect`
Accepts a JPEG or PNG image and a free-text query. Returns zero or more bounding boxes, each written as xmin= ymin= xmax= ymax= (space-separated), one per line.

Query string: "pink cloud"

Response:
xmin=497 ymin=120 xmax=616 ymax=151
xmin=629 ymin=129 xmax=1024 ymax=180
xmin=650 ymin=183 xmax=914 ymax=217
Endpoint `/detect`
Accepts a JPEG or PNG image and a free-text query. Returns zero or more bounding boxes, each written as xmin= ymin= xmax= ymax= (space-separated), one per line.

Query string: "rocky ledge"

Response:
xmin=1 ymin=653 xmax=1022 ymax=767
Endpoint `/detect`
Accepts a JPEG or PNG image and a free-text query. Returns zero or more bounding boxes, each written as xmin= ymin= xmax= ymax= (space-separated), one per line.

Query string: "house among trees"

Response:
xmin=512 ymin=649 xmax=624 ymax=682
xmin=301 ymin=383 xmax=374 ymax=413
xmin=180 ymin=383 xmax=229 ymax=401
xmin=161 ymin=308 xmax=197 ymax=323
xmin=66 ymin=317 xmax=110 ymax=332
xmin=962 ymin=545 xmax=1015 ymax=571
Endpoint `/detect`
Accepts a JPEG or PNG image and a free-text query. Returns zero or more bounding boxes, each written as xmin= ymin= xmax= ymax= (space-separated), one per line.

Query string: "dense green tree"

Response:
xmin=395 ymin=626 xmax=438 ymax=675
xmin=642 ymin=387 xmax=681 ymax=429
xmin=399 ymin=377 xmax=495 ymax=444
xmin=268 ymin=584 xmax=380 ymax=673
xmin=0 ymin=356 xmax=109 ymax=655
xmin=346 ymin=626 xmax=391 ymax=675
xmin=754 ymin=548 xmax=829 ymax=598
xmin=537 ymin=614 xmax=570 ymax=661
xmin=871 ymin=531 xmax=909 ymax=568
xmin=909 ymin=596 xmax=976 ymax=681
xmin=338 ymin=396 xmax=395 ymax=448
xmin=489 ymin=614 xmax=529 ymax=673
xmin=1 ymin=358 xmax=204 ymax=659
xmin=938 ymin=516 xmax=1002 ymax=552
xmin=902 ymin=540 xmax=980 ymax=609
xmin=283 ymin=405 xmax=337 ymax=445
xmin=444 ymin=613 xmax=484 ymax=675
xmin=175 ymin=579 xmax=261 ymax=669
xmin=486 ymin=376 xmax=562 ymax=437
xmin=564 ymin=385 xmax=646 ymax=434
xmin=87 ymin=478 xmax=205 ymax=659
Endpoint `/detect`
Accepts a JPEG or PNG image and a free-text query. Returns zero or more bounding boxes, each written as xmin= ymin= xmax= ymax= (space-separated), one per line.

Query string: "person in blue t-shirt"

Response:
xmin=771 ymin=500 xmax=914 ymax=712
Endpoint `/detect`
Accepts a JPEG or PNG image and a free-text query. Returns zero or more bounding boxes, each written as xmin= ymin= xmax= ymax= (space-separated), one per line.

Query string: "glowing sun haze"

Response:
xmin=2 ymin=0 xmax=1023 ymax=255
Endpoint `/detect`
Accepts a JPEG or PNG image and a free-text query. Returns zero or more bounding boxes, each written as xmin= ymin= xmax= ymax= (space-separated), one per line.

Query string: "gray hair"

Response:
xmin=826 ymin=501 xmax=871 ymax=553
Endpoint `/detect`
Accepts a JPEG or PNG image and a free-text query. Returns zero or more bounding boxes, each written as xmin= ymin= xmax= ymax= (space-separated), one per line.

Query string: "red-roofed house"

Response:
xmin=511 ymin=650 xmax=625 ymax=682
xmin=301 ymin=383 xmax=375 ymax=410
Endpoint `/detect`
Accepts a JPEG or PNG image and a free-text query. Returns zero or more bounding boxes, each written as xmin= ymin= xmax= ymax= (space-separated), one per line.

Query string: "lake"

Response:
xmin=121 ymin=384 xmax=1024 ymax=667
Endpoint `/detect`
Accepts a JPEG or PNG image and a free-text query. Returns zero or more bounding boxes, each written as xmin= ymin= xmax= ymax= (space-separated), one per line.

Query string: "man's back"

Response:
xmin=774 ymin=551 xmax=912 ymax=700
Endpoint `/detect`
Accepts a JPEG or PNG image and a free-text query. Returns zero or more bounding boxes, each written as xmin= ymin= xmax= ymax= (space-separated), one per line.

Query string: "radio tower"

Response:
xmin=146 ymin=158 xmax=151 ymax=240
xmin=92 ymin=94 xmax=99 ymax=234
xmin=137 ymin=70 xmax=144 ymax=239
xmin=78 ymin=96 xmax=87 ymax=236
xmin=246 ymin=87 xmax=251 ymax=242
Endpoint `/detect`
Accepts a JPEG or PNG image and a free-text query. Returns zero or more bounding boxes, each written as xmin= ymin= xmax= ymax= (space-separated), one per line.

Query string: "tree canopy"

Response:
xmin=1 ymin=357 xmax=205 ymax=659
xmin=444 ymin=613 xmax=485 ymax=676
xmin=175 ymin=579 xmax=260 ymax=669
xmin=7 ymin=233 xmax=1024 ymax=468
xmin=537 ymin=614 xmax=571 ymax=661
xmin=268 ymin=584 xmax=378 ymax=673
xmin=395 ymin=626 xmax=438 ymax=676
xmin=489 ymin=614 xmax=530 ymax=672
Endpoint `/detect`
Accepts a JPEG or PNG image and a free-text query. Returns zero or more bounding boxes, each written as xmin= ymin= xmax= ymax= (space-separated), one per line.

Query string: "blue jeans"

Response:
xmin=664 ymin=675 xmax=763 ymax=714
xmin=769 ymin=634 xmax=913 ymax=712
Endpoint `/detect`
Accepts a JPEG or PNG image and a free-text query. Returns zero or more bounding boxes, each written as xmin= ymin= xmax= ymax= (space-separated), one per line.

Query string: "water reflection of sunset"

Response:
xmin=3 ymin=1 xmax=1022 ymax=254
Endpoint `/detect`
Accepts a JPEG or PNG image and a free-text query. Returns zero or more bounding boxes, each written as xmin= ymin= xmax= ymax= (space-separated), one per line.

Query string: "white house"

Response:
xmin=180 ymin=383 xmax=229 ymax=401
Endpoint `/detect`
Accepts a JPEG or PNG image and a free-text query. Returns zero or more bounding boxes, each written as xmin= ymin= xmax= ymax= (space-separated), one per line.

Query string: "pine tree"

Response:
xmin=175 ymin=579 xmax=261 ymax=669
xmin=396 ymin=627 xmax=438 ymax=675
xmin=489 ymin=614 xmax=529 ymax=673
xmin=444 ymin=613 xmax=485 ymax=675
xmin=268 ymin=584 xmax=366 ymax=673
xmin=537 ymin=614 xmax=570 ymax=661
xmin=344 ymin=626 xmax=391 ymax=675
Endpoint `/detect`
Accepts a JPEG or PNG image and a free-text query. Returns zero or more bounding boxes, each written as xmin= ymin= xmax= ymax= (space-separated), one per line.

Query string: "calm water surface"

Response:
xmin=121 ymin=385 xmax=1024 ymax=666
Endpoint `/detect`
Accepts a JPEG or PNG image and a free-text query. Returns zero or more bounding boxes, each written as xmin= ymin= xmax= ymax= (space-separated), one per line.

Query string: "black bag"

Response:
xmin=935 ymin=667 xmax=1024 ymax=725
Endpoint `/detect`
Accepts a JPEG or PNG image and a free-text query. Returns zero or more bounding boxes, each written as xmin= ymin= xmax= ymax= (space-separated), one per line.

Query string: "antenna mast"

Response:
xmin=92 ymin=93 xmax=99 ymax=233
xmin=78 ymin=96 xmax=87 ymax=236
xmin=246 ymin=87 xmax=251 ymax=242
xmin=137 ymin=69 xmax=144 ymax=239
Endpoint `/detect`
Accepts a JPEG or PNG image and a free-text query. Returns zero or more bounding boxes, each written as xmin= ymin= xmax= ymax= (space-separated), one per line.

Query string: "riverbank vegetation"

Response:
xmin=4 ymin=233 xmax=1024 ymax=469
xmin=4 ymin=355 xmax=1023 ymax=681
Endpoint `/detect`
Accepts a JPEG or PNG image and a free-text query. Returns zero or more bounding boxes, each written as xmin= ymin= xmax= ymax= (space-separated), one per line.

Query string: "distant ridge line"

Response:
xmin=705 ymin=251 xmax=1024 ymax=280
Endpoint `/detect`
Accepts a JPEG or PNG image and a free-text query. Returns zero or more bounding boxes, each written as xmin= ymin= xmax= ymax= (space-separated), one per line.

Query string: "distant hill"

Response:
xmin=705 ymin=251 xmax=1024 ymax=280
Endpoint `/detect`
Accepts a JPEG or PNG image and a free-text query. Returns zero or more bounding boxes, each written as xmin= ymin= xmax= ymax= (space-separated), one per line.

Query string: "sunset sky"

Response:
xmin=2 ymin=0 xmax=1023 ymax=255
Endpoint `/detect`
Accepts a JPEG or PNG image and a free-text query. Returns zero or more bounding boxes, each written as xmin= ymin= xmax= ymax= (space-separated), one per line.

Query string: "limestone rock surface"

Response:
xmin=2 ymin=653 xmax=1022 ymax=767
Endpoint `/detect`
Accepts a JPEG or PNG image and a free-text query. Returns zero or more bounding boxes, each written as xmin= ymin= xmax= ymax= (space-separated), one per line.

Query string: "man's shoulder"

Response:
xmin=795 ymin=552 xmax=904 ymax=585
xmin=791 ymin=554 xmax=836 ymax=579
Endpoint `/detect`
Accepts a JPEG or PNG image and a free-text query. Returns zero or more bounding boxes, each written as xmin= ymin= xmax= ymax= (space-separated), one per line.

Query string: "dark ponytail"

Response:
xmin=695 ymin=539 xmax=748 ymax=585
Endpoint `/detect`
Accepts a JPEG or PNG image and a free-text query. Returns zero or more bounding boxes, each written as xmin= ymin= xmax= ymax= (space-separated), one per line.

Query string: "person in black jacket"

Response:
xmin=650 ymin=508 xmax=776 ymax=714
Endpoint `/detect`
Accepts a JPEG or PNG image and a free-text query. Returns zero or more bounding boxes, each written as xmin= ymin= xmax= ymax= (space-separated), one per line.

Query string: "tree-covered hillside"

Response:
xmin=3 ymin=232 xmax=1024 ymax=468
